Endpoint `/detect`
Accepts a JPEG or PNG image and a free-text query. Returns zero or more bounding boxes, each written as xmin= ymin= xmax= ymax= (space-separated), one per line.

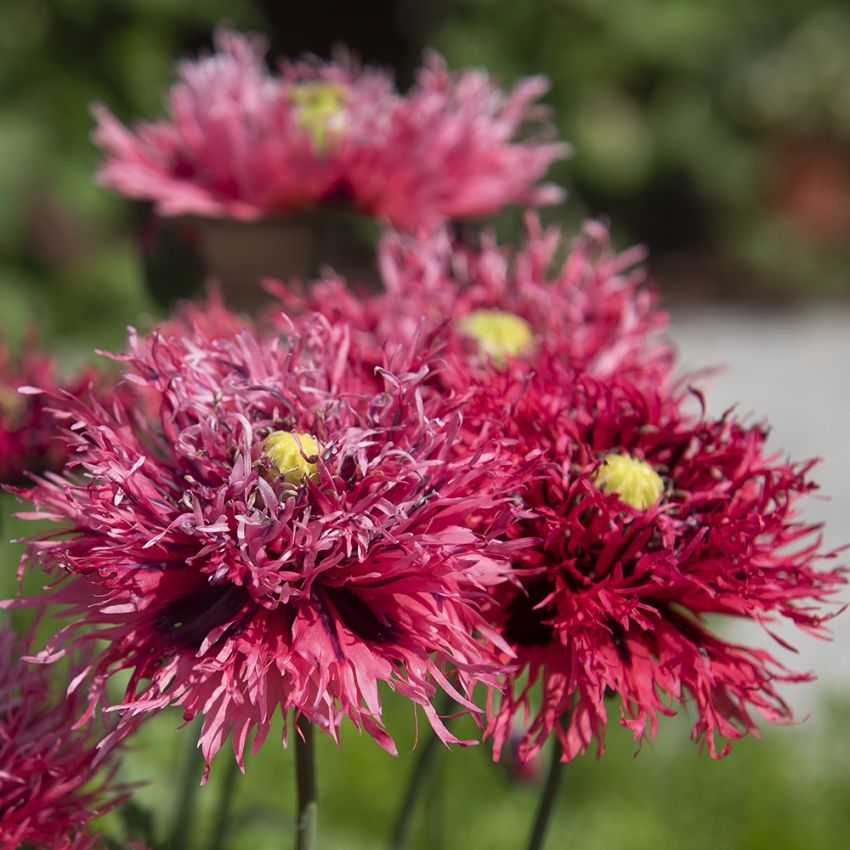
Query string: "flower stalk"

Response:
xmin=525 ymin=740 xmax=565 ymax=850
xmin=205 ymin=754 xmax=241 ymax=850
xmin=387 ymin=726 xmax=443 ymax=850
xmin=167 ymin=725 xmax=204 ymax=850
xmin=387 ymin=691 xmax=459 ymax=850
xmin=294 ymin=714 xmax=318 ymax=850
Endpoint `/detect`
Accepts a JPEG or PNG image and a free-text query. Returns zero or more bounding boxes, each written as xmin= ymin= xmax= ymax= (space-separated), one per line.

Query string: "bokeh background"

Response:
xmin=1 ymin=1 xmax=849 ymax=848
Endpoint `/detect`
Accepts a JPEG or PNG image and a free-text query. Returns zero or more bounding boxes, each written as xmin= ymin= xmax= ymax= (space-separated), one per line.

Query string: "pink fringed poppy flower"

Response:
xmin=466 ymin=360 xmax=844 ymax=764
xmin=0 ymin=335 xmax=99 ymax=485
xmin=93 ymin=29 xmax=567 ymax=231
xmin=270 ymin=216 xmax=672 ymax=392
xmin=155 ymin=285 xmax=254 ymax=341
xmin=0 ymin=628 xmax=129 ymax=850
xmin=17 ymin=316 xmax=518 ymax=778
xmin=33 ymin=835 xmax=150 ymax=850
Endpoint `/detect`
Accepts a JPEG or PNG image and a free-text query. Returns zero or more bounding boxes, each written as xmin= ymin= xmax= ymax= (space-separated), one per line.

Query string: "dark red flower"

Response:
xmin=464 ymin=356 xmax=844 ymax=764
xmin=0 ymin=334 xmax=101 ymax=485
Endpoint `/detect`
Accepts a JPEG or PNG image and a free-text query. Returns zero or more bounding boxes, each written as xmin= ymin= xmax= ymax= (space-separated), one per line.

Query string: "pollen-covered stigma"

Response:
xmin=263 ymin=431 xmax=321 ymax=485
xmin=290 ymin=82 xmax=349 ymax=154
xmin=595 ymin=452 xmax=664 ymax=509
xmin=456 ymin=309 xmax=534 ymax=366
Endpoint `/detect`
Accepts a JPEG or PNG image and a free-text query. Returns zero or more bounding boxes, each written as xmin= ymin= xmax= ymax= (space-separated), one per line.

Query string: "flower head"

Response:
xmin=465 ymin=359 xmax=844 ymax=764
xmin=0 ymin=334 xmax=101 ymax=485
xmin=17 ymin=316 xmax=519 ymax=777
xmin=270 ymin=216 xmax=672 ymax=393
xmin=0 ymin=628 xmax=129 ymax=849
xmin=93 ymin=29 xmax=567 ymax=231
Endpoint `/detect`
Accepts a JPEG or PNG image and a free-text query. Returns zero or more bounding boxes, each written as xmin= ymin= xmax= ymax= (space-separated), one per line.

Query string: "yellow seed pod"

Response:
xmin=263 ymin=431 xmax=321 ymax=485
xmin=456 ymin=310 xmax=534 ymax=366
xmin=290 ymin=82 xmax=349 ymax=153
xmin=595 ymin=452 xmax=664 ymax=510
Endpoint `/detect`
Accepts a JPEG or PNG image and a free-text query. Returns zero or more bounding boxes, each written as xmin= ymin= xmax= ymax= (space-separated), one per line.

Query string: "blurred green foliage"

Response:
xmin=94 ymin=689 xmax=850 ymax=850
xmin=0 ymin=0 xmax=262 ymax=355
xmin=438 ymin=0 xmax=850 ymax=298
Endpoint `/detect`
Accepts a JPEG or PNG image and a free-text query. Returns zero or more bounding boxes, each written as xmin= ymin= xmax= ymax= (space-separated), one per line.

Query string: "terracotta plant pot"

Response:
xmin=142 ymin=208 xmax=380 ymax=311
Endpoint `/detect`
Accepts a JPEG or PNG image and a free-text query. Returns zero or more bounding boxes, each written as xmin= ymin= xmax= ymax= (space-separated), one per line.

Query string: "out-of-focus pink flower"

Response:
xmin=155 ymin=285 xmax=253 ymax=341
xmin=0 ymin=628 xmax=129 ymax=850
xmin=41 ymin=836 xmax=150 ymax=850
xmin=0 ymin=335 xmax=100 ymax=485
xmin=16 ymin=316 xmax=520 ymax=779
xmin=93 ymin=29 xmax=567 ymax=231
xmin=463 ymin=360 xmax=844 ymax=765
xmin=269 ymin=216 xmax=672 ymax=392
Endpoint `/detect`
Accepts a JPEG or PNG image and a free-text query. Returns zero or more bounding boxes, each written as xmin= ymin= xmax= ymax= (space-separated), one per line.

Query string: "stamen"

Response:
xmin=290 ymin=82 xmax=349 ymax=154
xmin=263 ymin=431 xmax=321 ymax=485
xmin=595 ymin=452 xmax=664 ymax=509
xmin=456 ymin=309 xmax=534 ymax=366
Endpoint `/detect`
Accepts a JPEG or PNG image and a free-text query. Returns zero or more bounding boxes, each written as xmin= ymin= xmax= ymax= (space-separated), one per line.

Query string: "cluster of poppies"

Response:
xmin=1 ymin=29 xmax=843 ymax=849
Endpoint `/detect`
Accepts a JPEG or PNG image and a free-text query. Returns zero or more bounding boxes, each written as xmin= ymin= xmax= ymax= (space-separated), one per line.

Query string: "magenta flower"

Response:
xmin=93 ymin=29 xmax=567 ymax=231
xmin=32 ymin=836 xmax=149 ymax=850
xmin=17 ymin=317 xmax=518 ymax=777
xmin=0 ymin=628 xmax=129 ymax=850
xmin=270 ymin=217 xmax=672 ymax=392
xmin=0 ymin=335 xmax=99 ymax=485
xmin=463 ymin=360 xmax=844 ymax=765
xmin=155 ymin=285 xmax=254 ymax=341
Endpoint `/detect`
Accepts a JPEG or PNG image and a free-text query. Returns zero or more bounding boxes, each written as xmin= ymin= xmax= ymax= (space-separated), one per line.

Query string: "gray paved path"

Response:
xmin=669 ymin=306 xmax=850 ymax=711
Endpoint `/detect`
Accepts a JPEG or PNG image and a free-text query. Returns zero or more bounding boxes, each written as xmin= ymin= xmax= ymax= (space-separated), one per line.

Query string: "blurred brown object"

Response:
xmin=195 ymin=212 xmax=379 ymax=310
xmin=141 ymin=210 xmax=379 ymax=311
xmin=773 ymin=136 xmax=850 ymax=243
xmin=255 ymin=0 xmax=441 ymax=78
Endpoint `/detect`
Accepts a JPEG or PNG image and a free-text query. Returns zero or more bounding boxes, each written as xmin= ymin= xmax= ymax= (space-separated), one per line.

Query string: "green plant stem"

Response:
xmin=525 ymin=740 xmax=566 ymax=850
xmin=294 ymin=715 xmax=318 ymax=850
xmin=205 ymin=754 xmax=241 ymax=850
xmin=387 ymin=692 xmax=457 ymax=850
xmin=387 ymin=725 xmax=442 ymax=850
xmin=167 ymin=727 xmax=204 ymax=850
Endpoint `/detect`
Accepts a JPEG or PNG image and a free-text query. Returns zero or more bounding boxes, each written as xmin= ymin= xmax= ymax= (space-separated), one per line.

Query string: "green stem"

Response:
xmin=204 ymin=755 xmax=241 ymax=850
xmin=525 ymin=740 xmax=565 ymax=850
xmin=294 ymin=715 xmax=318 ymax=850
xmin=387 ymin=692 xmax=457 ymax=850
xmin=387 ymin=725 xmax=441 ymax=850
xmin=167 ymin=725 xmax=204 ymax=850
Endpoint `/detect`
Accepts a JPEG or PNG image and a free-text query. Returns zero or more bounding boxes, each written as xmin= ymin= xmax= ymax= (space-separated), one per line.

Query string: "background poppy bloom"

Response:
xmin=0 ymin=628 xmax=130 ymax=850
xmin=269 ymin=216 xmax=673 ymax=394
xmin=0 ymin=334 xmax=105 ymax=486
xmin=93 ymin=30 xmax=567 ymax=232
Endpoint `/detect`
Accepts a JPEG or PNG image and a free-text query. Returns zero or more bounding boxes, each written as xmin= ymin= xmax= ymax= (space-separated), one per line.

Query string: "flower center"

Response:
xmin=456 ymin=310 xmax=534 ymax=365
xmin=595 ymin=453 xmax=663 ymax=509
xmin=290 ymin=82 xmax=349 ymax=154
xmin=263 ymin=431 xmax=321 ymax=485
